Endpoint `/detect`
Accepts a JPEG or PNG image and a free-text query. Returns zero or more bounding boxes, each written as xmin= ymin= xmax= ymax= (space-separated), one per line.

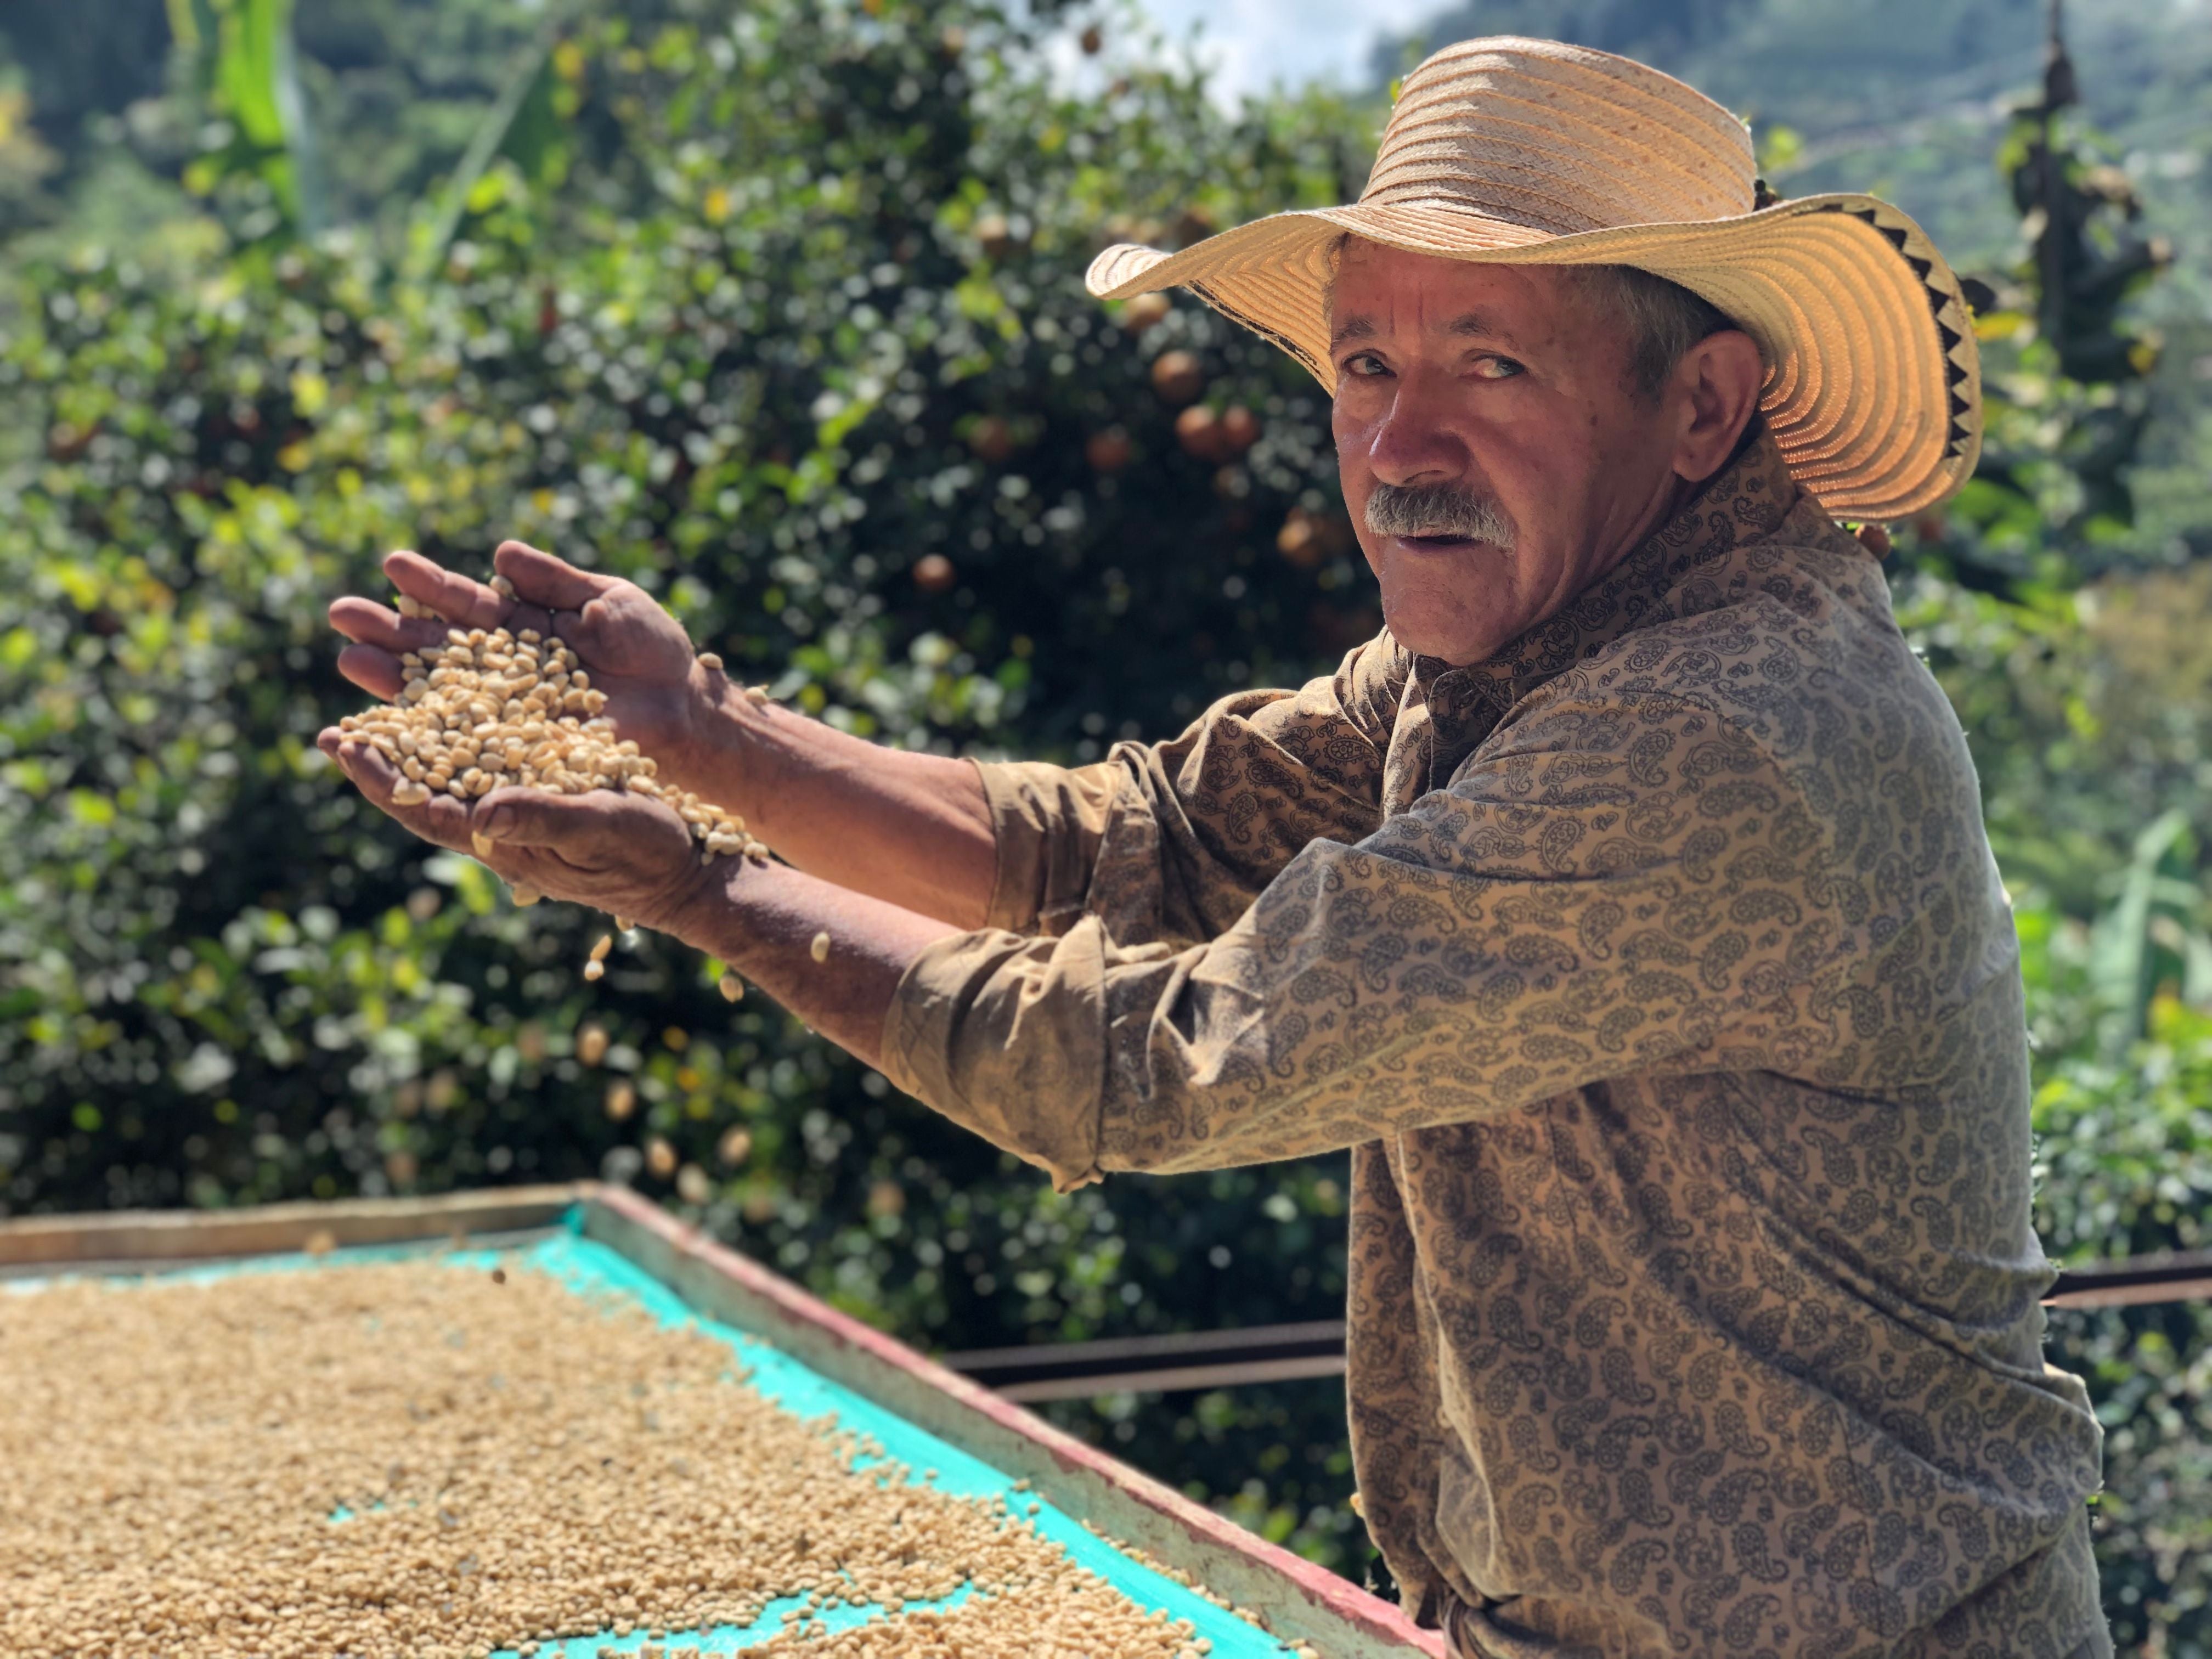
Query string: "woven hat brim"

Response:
xmin=1085 ymin=196 xmax=1981 ymax=522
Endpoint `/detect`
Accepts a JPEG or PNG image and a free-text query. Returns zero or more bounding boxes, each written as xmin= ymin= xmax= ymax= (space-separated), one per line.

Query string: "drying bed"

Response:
xmin=0 ymin=1184 xmax=1440 ymax=1659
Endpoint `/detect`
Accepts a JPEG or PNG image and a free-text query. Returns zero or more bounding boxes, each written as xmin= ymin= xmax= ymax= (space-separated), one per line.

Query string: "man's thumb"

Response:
xmin=476 ymin=788 xmax=679 ymax=863
xmin=493 ymin=540 xmax=617 ymax=611
xmin=475 ymin=792 xmax=576 ymax=847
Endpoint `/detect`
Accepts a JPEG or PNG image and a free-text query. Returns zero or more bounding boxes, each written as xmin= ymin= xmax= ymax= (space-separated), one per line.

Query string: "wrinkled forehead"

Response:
xmin=1323 ymin=236 xmax=1583 ymax=340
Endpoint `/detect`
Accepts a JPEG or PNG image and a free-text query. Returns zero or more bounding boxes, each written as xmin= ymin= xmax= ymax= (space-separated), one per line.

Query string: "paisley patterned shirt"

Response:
xmin=881 ymin=435 xmax=2108 ymax=1659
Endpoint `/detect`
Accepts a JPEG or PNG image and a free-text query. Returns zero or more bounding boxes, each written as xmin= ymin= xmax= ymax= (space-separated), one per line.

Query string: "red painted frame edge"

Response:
xmin=580 ymin=1182 xmax=1444 ymax=1658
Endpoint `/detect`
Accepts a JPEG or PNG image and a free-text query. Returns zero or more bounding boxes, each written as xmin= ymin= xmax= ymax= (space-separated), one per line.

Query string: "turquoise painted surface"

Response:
xmin=13 ymin=1213 xmax=1302 ymax=1658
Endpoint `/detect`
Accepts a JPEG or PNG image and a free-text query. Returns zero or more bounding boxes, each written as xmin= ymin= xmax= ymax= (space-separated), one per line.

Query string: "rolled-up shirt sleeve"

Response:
xmin=970 ymin=759 xmax=1121 ymax=936
xmin=883 ymin=685 xmax=1869 ymax=1190
xmin=972 ymin=636 xmax=1403 ymax=952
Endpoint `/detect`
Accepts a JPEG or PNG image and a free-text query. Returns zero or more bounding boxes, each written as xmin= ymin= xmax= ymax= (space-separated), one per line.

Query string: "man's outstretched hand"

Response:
xmin=321 ymin=534 xmax=1005 ymax=946
xmin=325 ymin=540 xmax=716 ymax=790
xmin=319 ymin=732 xmax=710 ymax=935
xmin=319 ymin=712 xmax=957 ymax=1075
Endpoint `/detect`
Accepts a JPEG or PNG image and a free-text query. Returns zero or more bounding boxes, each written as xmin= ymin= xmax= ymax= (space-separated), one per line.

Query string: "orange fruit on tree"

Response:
xmin=1150 ymin=349 xmax=1205 ymax=405
xmin=1176 ymin=405 xmax=1229 ymax=461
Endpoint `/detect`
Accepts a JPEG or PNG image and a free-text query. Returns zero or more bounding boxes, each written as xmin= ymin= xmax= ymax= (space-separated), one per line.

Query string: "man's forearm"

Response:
xmin=684 ymin=678 xmax=1000 ymax=930
xmin=668 ymin=854 xmax=966 ymax=1070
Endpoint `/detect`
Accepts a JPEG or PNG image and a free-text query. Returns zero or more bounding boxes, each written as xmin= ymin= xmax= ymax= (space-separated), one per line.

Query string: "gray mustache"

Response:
xmin=1365 ymin=482 xmax=1517 ymax=546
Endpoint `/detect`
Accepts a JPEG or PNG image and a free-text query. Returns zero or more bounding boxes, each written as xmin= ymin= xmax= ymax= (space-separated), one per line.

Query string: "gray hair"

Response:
xmin=1565 ymin=263 xmax=1740 ymax=404
xmin=1318 ymin=233 xmax=1744 ymax=405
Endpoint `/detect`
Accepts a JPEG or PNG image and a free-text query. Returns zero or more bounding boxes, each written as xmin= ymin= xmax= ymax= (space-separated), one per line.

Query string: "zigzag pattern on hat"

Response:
xmin=1822 ymin=204 xmax=1978 ymax=459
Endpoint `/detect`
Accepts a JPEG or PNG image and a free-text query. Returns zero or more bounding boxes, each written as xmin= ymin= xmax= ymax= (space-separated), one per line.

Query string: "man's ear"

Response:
xmin=1670 ymin=329 xmax=1766 ymax=484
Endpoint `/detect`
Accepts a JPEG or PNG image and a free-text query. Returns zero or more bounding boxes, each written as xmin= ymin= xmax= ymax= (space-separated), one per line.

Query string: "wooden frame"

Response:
xmin=0 ymin=1183 xmax=1442 ymax=1659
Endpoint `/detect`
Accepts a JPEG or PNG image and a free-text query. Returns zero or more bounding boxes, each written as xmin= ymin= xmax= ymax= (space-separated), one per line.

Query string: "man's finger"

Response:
xmin=484 ymin=842 xmax=596 ymax=893
xmin=334 ymin=739 xmax=477 ymax=856
xmin=493 ymin=540 xmax=620 ymax=613
xmin=335 ymin=641 xmax=404 ymax=702
xmin=475 ymin=786 xmax=682 ymax=861
xmin=329 ymin=595 xmax=452 ymax=655
xmin=385 ymin=550 xmax=510 ymax=631
xmin=333 ymin=734 xmax=400 ymax=798
xmin=472 ymin=787 xmax=625 ymax=858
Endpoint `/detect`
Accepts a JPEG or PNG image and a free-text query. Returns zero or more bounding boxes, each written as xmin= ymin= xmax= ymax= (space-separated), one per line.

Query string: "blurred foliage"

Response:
xmin=1894 ymin=555 xmax=2212 ymax=1651
xmin=0 ymin=0 xmax=2208 ymax=1644
xmin=1900 ymin=16 xmax=2176 ymax=601
xmin=0 ymin=0 xmax=1391 ymax=1585
xmin=2032 ymin=1000 xmax=2212 ymax=1653
xmin=168 ymin=0 xmax=332 ymax=238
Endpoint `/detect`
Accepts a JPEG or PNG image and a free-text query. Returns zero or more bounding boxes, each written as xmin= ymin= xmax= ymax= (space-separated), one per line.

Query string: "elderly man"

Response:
xmin=323 ymin=37 xmax=2107 ymax=1659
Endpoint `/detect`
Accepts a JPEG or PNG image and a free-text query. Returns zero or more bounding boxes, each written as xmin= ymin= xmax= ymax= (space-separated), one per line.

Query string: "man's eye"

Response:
xmin=1472 ymin=356 xmax=1525 ymax=381
xmin=1341 ymin=352 xmax=1390 ymax=377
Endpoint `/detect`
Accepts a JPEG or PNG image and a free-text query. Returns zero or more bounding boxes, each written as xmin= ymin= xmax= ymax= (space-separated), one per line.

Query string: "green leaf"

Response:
xmin=66 ymin=789 xmax=117 ymax=828
xmin=2089 ymin=809 xmax=2197 ymax=1040
xmin=217 ymin=0 xmax=288 ymax=152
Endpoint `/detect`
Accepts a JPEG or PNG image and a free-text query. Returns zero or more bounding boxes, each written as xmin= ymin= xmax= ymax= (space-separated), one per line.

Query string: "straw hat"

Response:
xmin=1086 ymin=37 xmax=1980 ymax=521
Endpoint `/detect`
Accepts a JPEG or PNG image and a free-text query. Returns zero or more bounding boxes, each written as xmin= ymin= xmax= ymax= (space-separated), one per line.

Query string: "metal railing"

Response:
xmin=940 ymin=1249 xmax=2212 ymax=1403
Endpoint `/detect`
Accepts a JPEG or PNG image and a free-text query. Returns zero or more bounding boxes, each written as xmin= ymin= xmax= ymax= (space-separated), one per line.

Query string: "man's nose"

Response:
xmin=1359 ymin=375 xmax=1470 ymax=489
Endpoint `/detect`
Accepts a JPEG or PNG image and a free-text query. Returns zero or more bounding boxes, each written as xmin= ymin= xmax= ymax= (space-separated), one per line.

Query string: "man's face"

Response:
xmin=1329 ymin=241 xmax=1693 ymax=666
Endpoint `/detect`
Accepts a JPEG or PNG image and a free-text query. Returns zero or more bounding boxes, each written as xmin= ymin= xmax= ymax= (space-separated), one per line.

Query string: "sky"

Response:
xmin=1121 ymin=0 xmax=1442 ymax=103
